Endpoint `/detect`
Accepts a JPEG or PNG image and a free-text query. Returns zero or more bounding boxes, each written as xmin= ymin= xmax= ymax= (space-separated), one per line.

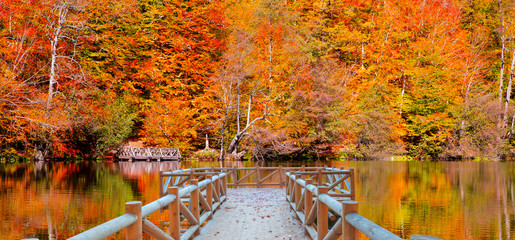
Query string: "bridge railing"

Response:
xmin=117 ymin=147 xmax=181 ymax=161
xmin=285 ymin=170 xmax=437 ymax=240
xmin=68 ymin=171 xmax=227 ymax=240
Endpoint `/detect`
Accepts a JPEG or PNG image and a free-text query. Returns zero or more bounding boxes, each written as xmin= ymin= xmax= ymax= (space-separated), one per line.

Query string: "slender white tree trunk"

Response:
xmin=400 ymin=76 xmax=406 ymax=116
xmin=498 ymin=0 xmax=506 ymax=128
xmin=502 ymin=48 xmax=515 ymax=130
xmin=48 ymin=37 xmax=58 ymax=107
xmin=47 ymin=2 xmax=68 ymax=108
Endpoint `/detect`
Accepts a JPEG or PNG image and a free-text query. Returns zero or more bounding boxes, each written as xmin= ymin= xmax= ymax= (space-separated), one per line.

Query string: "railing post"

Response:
xmin=233 ymin=166 xmax=238 ymax=188
xmin=125 ymin=201 xmax=142 ymax=240
xmin=290 ymin=175 xmax=296 ymax=202
xmin=207 ymin=175 xmax=214 ymax=219
xmin=342 ymin=200 xmax=359 ymax=240
xmin=222 ymin=173 xmax=228 ymax=195
xmin=256 ymin=165 xmax=261 ymax=188
xmin=286 ymin=172 xmax=290 ymax=197
xmin=279 ymin=166 xmax=283 ymax=187
xmin=317 ymin=187 xmax=328 ymax=240
xmin=159 ymin=171 xmax=164 ymax=198
xmin=317 ymin=168 xmax=323 ymax=186
xmin=168 ymin=187 xmax=180 ymax=240
xmin=190 ymin=168 xmax=195 ymax=181
xmin=291 ymin=175 xmax=296 ymax=203
xmin=304 ymin=179 xmax=313 ymax=223
xmin=339 ymin=167 xmax=345 ymax=191
xmin=295 ymin=174 xmax=302 ymax=208
xmin=214 ymin=175 xmax=221 ymax=200
xmin=190 ymin=179 xmax=200 ymax=236
xmin=350 ymin=168 xmax=356 ymax=200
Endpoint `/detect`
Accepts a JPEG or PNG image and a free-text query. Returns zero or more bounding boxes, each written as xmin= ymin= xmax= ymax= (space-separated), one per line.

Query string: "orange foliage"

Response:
xmin=0 ymin=0 xmax=510 ymax=159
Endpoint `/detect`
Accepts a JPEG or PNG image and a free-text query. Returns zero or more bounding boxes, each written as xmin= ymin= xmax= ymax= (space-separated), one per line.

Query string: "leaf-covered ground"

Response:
xmin=194 ymin=188 xmax=309 ymax=240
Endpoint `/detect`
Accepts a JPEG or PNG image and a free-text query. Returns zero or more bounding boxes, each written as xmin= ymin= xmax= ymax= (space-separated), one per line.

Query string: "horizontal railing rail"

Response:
xmin=68 ymin=171 xmax=227 ymax=240
xmin=67 ymin=211 xmax=139 ymax=240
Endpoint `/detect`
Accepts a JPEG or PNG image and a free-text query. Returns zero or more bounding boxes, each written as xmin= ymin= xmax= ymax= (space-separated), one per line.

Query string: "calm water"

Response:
xmin=1 ymin=160 xmax=514 ymax=239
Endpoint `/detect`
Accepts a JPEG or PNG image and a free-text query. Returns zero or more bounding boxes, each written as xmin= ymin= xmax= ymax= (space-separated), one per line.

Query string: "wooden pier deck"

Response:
xmin=194 ymin=188 xmax=309 ymax=240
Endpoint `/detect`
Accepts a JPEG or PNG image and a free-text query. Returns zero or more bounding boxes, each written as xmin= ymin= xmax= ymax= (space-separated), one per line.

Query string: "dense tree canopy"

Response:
xmin=1 ymin=0 xmax=515 ymax=160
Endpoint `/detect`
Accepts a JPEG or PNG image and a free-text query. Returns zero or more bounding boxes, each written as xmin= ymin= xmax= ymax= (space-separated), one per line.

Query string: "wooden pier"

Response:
xmin=67 ymin=166 xmax=440 ymax=240
xmin=116 ymin=147 xmax=181 ymax=161
xmin=195 ymin=188 xmax=309 ymax=240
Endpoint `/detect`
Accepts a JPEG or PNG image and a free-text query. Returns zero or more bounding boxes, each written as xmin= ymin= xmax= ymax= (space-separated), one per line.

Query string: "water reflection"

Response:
xmin=0 ymin=161 xmax=514 ymax=239
xmin=117 ymin=162 xmax=181 ymax=177
xmin=339 ymin=161 xmax=515 ymax=239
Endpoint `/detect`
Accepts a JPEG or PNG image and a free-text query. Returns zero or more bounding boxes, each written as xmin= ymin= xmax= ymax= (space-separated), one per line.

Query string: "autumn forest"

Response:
xmin=2 ymin=0 xmax=515 ymax=161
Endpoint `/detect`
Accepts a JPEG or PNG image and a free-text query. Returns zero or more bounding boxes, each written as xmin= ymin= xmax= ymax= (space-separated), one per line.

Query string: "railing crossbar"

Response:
xmin=259 ymin=169 xmax=279 ymax=184
xmin=142 ymin=194 xmax=176 ymax=218
xmin=68 ymin=214 xmax=137 ymax=240
xmin=236 ymin=169 xmax=256 ymax=184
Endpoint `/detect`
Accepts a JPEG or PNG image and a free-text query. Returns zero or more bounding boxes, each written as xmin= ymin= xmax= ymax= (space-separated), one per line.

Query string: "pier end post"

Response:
xmin=125 ymin=201 xmax=142 ymax=240
xmin=342 ymin=200 xmax=359 ymax=240
xmin=169 ymin=187 xmax=180 ymax=240
xmin=317 ymin=187 xmax=328 ymax=240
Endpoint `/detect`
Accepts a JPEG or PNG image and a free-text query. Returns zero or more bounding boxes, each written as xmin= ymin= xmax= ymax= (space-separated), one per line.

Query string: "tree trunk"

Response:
xmin=47 ymin=26 xmax=60 ymax=108
xmin=219 ymin=107 xmax=229 ymax=160
xmin=204 ymin=134 xmax=210 ymax=150
xmin=47 ymin=2 xmax=68 ymax=108
xmin=498 ymin=0 xmax=506 ymax=128
xmin=237 ymin=79 xmax=241 ymax=133
xmin=226 ymin=132 xmax=243 ymax=154
xmin=502 ymin=48 xmax=515 ymax=131
xmin=226 ymin=102 xmax=268 ymax=155
xmin=400 ymin=76 xmax=406 ymax=116
xmin=508 ymin=48 xmax=515 ymax=135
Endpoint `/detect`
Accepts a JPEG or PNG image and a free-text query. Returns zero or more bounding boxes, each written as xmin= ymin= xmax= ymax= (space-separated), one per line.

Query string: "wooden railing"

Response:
xmin=117 ymin=147 xmax=181 ymax=161
xmin=159 ymin=166 xmax=350 ymax=192
xmin=160 ymin=166 xmax=286 ymax=191
xmin=68 ymin=171 xmax=227 ymax=240
xmin=285 ymin=169 xmax=438 ymax=240
xmin=67 ymin=166 xmax=439 ymax=240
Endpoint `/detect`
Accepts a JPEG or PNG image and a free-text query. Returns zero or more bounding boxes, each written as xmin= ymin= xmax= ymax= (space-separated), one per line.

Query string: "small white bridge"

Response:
xmin=116 ymin=147 xmax=181 ymax=161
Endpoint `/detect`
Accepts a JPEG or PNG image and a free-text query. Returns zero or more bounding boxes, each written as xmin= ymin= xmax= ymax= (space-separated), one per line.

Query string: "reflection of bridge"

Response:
xmin=116 ymin=147 xmax=181 ymax=161
xmin=69 ymin=167 xmax=440 ymax=240
xmin=117 ymin=162 xmax=181 ymax=177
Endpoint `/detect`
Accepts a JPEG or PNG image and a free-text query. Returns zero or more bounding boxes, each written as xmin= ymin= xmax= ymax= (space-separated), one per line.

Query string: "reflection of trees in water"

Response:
xmin=331 ymin=161 xmax=515 ymax=240
xmin=1 ymin=161 xmax=513 ymax=239
xmin=0 ymin=162 xmax=102 ymax=190
xmin=0 ymin=162 xmax=135 ymax=239
xmin=446 ymin=162 xmax=515 ymax=240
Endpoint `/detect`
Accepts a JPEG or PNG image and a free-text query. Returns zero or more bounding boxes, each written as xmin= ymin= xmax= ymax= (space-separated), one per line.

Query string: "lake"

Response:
xmin=1 ymin=160 xmax=514 ymax=239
